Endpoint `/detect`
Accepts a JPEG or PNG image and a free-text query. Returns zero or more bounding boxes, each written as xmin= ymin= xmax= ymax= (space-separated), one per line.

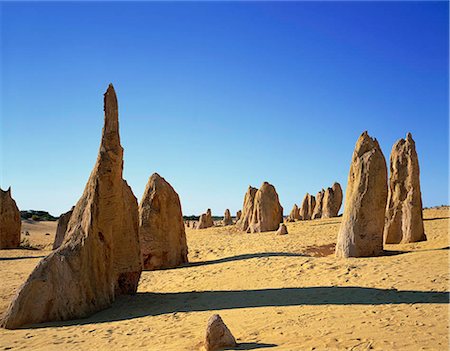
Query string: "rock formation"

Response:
xmin=52 ymin=207 xmax=74 ymax=250
xmin=335 ymin=131 xmax=388 ymax=258
xmin=204 ymin=314 xmax=237 ymax=351
xmin=384 ymin=133 xmax=426 ymax=244
xmin=247 ymin=182 xmax=283 ymax=233
xmin=311 ymin=190 xmax=325 ymax=219
xmin=222 ymin=209 xmax=233 ymax=226
xmin=308 ymin=195 xmax=316 ymax=219
xmin=299 ymin=194 xmax=309 ymax=220
xmin=0 ymin=187 xmax=22 ymax=249
xmin=236 ymin=186 xmax=257 ymax=231
xmin=322 ymin=182 xmax=343 ymax=218
xmin=1 ymin=84 xmax=142 ymax=329
xmin=236 ymin=210 xmax=242 ymax=222
xmin=286 ymin=204 xmax=300 ymax=222
xmin=299 ymin=193 xmax=315 ymax=220
xmin=197 ymin=209 xmax=214 ymax=229
xmin=276 ymin=223 xmax=288 ymax=235
xmin=0 ymin=187 xmax=21 ymax=249
xmin=138 ymin=173 xmax=188 ymax=270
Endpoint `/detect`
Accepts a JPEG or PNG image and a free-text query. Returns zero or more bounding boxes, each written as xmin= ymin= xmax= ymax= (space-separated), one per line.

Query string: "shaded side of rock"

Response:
xmin=311 ymin=190 xmax=325 ymax=219
xmin=52 ymin=207 xmax=74 ymax=250
xmin=236 ymin=186 xmax=257 ymax=231
xmin=307 ymin=195 xmax=316 ymax=219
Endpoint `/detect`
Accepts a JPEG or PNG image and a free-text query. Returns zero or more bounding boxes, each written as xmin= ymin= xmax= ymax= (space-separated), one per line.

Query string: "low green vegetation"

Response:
xmin=20 ymin=210 xmax=58 ymax=221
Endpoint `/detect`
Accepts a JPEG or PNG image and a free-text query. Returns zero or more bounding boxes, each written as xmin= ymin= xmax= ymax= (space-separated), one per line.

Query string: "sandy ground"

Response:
xmin=0 ymin=208 xmax=448 ymax=350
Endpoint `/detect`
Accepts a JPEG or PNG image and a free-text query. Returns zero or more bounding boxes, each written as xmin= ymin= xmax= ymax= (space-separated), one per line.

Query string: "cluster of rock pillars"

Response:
xmin=0 ymin=85 xmax=426 ymax=347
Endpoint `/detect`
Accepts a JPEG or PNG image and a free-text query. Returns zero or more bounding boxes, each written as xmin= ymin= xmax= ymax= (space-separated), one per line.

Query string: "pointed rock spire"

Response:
xmin=1 ymin=84 xmax=142 ymax=329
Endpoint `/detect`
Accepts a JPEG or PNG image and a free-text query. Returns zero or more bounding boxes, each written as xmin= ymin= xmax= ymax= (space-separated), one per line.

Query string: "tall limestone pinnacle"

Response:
xmin=384 ymin=133 xmax=426 ymax=244
xmin=236 ymin=186 xmax=258 ymax=231
xmin=1 ymin=84 xmax=142 ymax=329
xmin=335 ymin=131 xmax=388 ymax=258
xmin=0 ymin=187 xmax=21 ymax=249
xmin=102 ymin=83 xmax=121 ymax=153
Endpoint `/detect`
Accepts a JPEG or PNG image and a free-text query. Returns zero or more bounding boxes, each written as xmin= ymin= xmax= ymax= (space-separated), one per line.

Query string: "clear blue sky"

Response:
xmin=1 ymin=1 xmax=448 ymax=216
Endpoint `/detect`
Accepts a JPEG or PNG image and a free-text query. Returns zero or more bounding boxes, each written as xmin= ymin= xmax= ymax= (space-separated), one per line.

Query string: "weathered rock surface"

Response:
xmin=286 ymin=204 xmax=300 ymax=222
xmin=276 ymin=223 xmax=288 ymax=235
xmin=322 ymin=183 xmax=343 ymax=218
xmin=1 ymin=84 xmax=142 ymax=329
xmin=236 ymin=210 xmax=242 ymax=222
xmin=299 ymin=194 xmax=309 ymax=220
xmin=247 ymin=182 xmax=283 ymax=233
xmin=139 ymin=173 xmax=188 ymax=270
xmin=384 ymin=133 xmax=426 ymax=244
xmin=0 ymin=187 xmax=21 ymax=249
xmin=308 ymin=195 xmax=316 ymax=219
xmin=299 ymin=193 xmax=315 ymax=220
xmin=52 ymin=207 xmax=74 ymax=250
xmin=236 ymin=186 xmax=257 ymax=231
xmin=335 ymin=131 xmax=388 ymax=258
xmin=197 ymin=209 xmax=214 ymax=229
xmin=311 ymin=190 xmax=325 ymax=219
xmin=204 ymin=314 xmax=237 ymax=351
xmin=223 ymin=209 xmax=233 ymax=226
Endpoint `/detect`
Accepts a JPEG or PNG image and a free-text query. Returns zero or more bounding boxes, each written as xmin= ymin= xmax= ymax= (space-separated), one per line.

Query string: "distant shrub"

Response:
xmin=21 ymin=210 xmax=58 ymax=221
xmin=183 ymin=215 xmax=200 ymax=221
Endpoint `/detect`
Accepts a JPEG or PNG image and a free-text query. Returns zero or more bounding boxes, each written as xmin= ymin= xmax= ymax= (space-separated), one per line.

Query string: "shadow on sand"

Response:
xmin=310 ymin=220 xmax=341 ymax=226
xmin=382 ymin=246 xmax=450 ymax=256
xmin=28 ymin=286 xmax=449 ymax=329
xmin=423 ymin=216 xmax=449 ymax=221
xmin=161 ymin=252 xmax=307 ymax=270
xmin=229 ymin=343 xmax=278 ymax=350
xmin=0 ymin=255 xmax=45 ymax=261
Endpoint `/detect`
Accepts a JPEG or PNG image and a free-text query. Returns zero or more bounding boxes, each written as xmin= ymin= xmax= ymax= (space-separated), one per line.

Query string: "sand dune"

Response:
xmin=0 ymin=208 xmax=448 ymax=350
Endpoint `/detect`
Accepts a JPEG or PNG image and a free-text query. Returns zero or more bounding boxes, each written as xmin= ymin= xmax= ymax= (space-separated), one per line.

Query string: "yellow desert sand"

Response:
xmin=0 ymin=207 xmax=448 ymax=350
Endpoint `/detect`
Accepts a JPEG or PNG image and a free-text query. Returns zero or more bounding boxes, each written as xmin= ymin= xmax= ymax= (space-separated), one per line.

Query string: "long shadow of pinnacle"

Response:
xmin=158 ymin=252 xmax=307 ymax=270
xmin=27 ymin=286 xmax=449 ymax=329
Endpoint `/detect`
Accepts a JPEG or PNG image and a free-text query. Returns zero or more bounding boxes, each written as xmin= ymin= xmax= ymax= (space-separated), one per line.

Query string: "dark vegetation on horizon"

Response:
xmin=183 ymin=216 xmax=235 ymax=221
xmin=20 ymin=210 xmax=58 ymax=222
